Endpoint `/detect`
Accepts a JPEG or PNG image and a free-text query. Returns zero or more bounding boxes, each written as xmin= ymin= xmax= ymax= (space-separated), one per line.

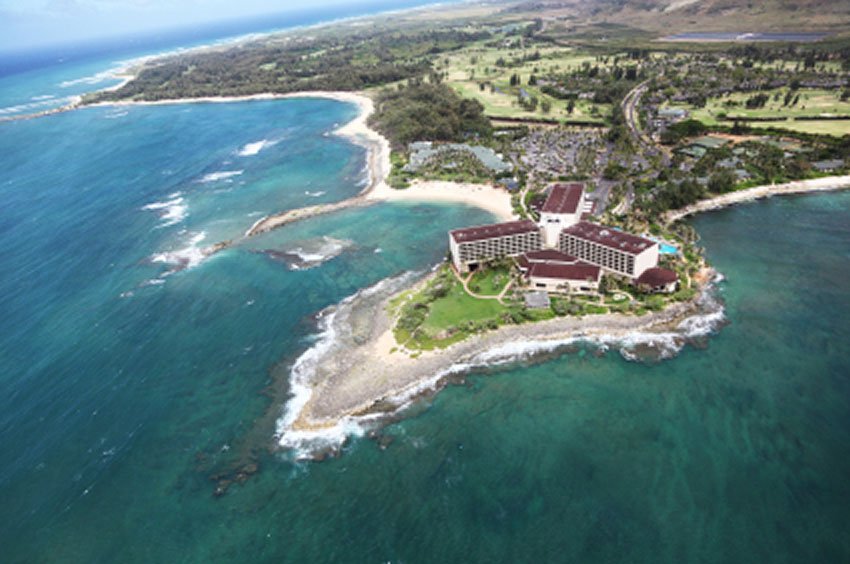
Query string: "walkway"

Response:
xmin=452 ymin=267 xmax=514 ymax=305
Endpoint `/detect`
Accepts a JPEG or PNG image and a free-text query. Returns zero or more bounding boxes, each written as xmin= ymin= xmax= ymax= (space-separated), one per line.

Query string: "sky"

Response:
xmin=0 ymin=0 xmax=361 ymax=52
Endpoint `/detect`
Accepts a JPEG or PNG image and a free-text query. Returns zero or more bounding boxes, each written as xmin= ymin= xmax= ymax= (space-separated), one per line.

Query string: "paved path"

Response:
xmin=453 ymin=268 xmax=513 ymax=305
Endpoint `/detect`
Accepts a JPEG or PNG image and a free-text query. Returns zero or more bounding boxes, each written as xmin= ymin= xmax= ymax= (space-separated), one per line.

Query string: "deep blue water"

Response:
xmin=2 ymin=11 xmax=850 ymax=563
xmin=0 ymin=0 xmax=454 ymax=117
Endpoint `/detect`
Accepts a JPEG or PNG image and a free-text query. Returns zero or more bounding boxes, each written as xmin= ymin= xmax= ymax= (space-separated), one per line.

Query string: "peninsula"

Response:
xmin=25 ymin=0 xmax=850 ymax=455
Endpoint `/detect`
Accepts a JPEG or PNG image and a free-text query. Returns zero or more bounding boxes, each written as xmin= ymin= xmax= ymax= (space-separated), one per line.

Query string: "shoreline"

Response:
xmin=278 ymin=267 xmax=724 ymax=457
xmin=665 ymin=175 xmax=850 ymax=223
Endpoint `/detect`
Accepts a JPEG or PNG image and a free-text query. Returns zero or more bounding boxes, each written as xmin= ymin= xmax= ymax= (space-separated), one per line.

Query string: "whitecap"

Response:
xmin=0 ymin=96 xmax=74 ymax=115
xmin=304 ymin=190 xmax=327 ymax=197
xmin=59 ymin=69 xmax=117 ymax=88
xmin=150 ymin=231 xmax=208 ymax=275
xmin=199 ymin=170 xmax=243 ymax=183
xmin=237 ymin=139 xmax=276 ymax=157
xmin=141 ymin=193 xmax=187 ymax=227
xmin=263 ymin=236 xmax=354 ymax=270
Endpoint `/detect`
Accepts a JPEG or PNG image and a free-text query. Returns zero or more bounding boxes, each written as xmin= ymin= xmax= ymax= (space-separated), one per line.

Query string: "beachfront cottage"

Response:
xmin=538 ymin=183 xmax=593 ymax=247
xmin=634 ymin=267 xmax=679 ymax=294
xmin=559 ymin=221 xmax=659 ymax=279
xmin=449 ymin=220 xmax=542 ymax=273
xmin=517 ymin=250 xmax=601 ymax=295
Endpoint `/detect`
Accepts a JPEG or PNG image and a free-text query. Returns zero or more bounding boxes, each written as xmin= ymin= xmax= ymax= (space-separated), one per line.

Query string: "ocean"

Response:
xmin=2 ymin=9 xmax=850 ymax=564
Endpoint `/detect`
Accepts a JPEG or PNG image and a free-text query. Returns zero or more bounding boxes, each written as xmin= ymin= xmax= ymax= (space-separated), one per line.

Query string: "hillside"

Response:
xmin=502 ymin=0 xmax=850 ymax=36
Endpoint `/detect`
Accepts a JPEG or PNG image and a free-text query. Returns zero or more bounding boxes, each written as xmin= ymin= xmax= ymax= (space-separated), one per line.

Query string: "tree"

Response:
xmin=708 ymin=169 xmax=737 ymax=194
xmin=541 ymin=99 xmax=551 ymax=114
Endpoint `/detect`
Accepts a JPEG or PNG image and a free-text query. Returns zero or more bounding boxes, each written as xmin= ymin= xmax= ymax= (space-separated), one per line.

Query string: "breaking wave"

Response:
xmin=276 ymin=273 xmax=420 ymax=460
xmin=199 ymin=170 xmax=243 ymax=184
xmin=0 ymin=95 xmax=75 ymax=116
xmin=141 ymin=192 xmax=186 ymax=227
xmin=259 ymin=236 xmax=354 ymax=270
xmin=149 ymin=231 xmax=209 ymax=279
xmin=275 ymin=273 xmax=727 ymax=459
xmin=237 ymin=139 xmax=276 ymax=157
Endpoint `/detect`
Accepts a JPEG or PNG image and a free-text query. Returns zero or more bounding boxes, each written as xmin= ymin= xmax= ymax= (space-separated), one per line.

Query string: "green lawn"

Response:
xmin=422 ymin=277 xmax=505 ymax=334
xmin=673 ymin=88 xmax=850 ymax=137
xmin=468 ymin=266 xmax=511 ymax=296
xmin=442 ymin=42 xmax=613 ymax=123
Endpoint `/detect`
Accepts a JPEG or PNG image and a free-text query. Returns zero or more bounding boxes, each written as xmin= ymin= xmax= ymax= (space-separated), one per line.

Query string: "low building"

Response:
xmin=449 ymin=220 xmax=542 ymax=273
xmin=635 ymin=267 xmax=679 ymax=294
xmin=405 ymin=142 xmax=513 ymax=174
xmin=559 ymin=221 xmax=659 ymax=279
xmin=812 ymin=159 xmax=845 ymax=173
xmin=538 ymin=183 xmax=592 ymax=247
xmin=524 ymin=291 xmax=551 ymax=309
xmin=527 ymin=262 xmax=601 ymax=295
xmin=518 ymin=250 xmax=601 ymax=295
xmin=690 ymin=136 xmax=729 ymax=151
xmin=658 ymin=107 xmax=688 ymax=121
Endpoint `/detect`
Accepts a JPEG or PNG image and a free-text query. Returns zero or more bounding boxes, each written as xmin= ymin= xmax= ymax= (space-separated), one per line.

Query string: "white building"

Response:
xmin=635 ymin=267 xmax=679 ymax=293
xmin=538 ymin=183 xmax=593 ymax=247
xmin=517 ymin=250 xmax=601 ymax=295
xmin=449 ymin=220 xmax=542 ymax=273
xmin=559 ymin=221 xmax=659 ymax=279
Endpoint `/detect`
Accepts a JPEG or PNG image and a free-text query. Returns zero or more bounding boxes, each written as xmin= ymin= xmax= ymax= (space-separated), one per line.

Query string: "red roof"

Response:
xmin=450 ymin=220 xmax=539 ymax=244
xmin=636 ymin=267 xmax=678 ymax=287
xmin=561 ymin=221 xmax=657 ymax=255
xmin=541 ymin=183 xmax=584 ymax=215
xmin=529 ymin=262 xmax=601 ymax=282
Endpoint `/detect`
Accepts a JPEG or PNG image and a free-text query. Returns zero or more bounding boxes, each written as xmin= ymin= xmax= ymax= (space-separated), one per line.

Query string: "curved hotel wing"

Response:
xmin=559 ymin=221 xmax=659 ymax=279
xmin=449 ymin=220 xmax=542 ymax=272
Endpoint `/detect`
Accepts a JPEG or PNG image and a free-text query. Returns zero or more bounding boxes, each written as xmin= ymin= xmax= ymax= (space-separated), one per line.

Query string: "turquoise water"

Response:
xmin=2 ymin=34 xmax=850 ymax=564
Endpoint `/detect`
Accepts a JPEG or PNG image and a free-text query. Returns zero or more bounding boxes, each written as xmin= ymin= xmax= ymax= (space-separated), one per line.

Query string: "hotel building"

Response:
xmin=449 ymin=220 xmax=542 ymax=273
xmin=517 ymin=250 xmax=601 ymax=295
xmin=559 ymin=221 xmax=659 ymax=279
xmin=538 ymin=183 xmax=594 ymax=247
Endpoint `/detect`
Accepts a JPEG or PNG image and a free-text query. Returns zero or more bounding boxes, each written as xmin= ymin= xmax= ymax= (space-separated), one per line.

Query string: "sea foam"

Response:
xmin=275 ymin=272 xmax=728 ymax=459
xmin=276 ymin=273 xmax=420 ymax=459
xmin=237 ymin=140 xmax=276 ymax=157
xmin=149 ymin=231 xmax=209 ymax=278
xmin=142 ymin=193 xmax=187 ymax=227
xmin=199 ymin=170 xmax=243 ymax=183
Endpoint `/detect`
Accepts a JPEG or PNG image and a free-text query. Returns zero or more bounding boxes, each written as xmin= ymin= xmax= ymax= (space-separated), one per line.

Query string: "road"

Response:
xmin=621 ymin=80 xmax=654 ymax=152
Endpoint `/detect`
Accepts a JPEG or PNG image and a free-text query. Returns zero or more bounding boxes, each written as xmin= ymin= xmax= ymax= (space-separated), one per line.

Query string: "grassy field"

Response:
xmin=674 ymin=88 xmax=850 ymax=136
xmin=440 ymin=42 xmax=614 ymax=123
xmin=421 ymin=276 xmax=506 ymax=334
xmin=737 ymin=119 xmax=850 ymax=136
xmin=468 ymin=265 xmax=511 ymax=296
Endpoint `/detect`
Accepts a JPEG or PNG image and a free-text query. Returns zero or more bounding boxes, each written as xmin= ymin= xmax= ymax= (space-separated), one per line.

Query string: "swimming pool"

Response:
xmin=648 ymin=236 xmax=678 ymax=254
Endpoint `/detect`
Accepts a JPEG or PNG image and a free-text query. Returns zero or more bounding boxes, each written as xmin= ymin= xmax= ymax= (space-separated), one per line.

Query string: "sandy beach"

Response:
xmin=368 ymin=179 xmax=515 ymax=222
xmin=238 ymin=91 xmax=514 ymax=236
xmin=665 ymin=175 xmax=850 ymax=223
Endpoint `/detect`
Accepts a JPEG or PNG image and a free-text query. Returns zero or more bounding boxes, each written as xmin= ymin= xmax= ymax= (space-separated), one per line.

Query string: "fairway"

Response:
xmin=677 ymin=88 xmax=850 ymax=136
xmin=442 ymin=42 xmax=614 ymax=123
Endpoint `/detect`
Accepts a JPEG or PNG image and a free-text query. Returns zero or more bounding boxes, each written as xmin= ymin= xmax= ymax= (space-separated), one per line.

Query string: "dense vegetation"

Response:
xmin=89 ymin=28 xmax=491 ymax=102
xmin=368 ymin=81 xmax=492 ymax=149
